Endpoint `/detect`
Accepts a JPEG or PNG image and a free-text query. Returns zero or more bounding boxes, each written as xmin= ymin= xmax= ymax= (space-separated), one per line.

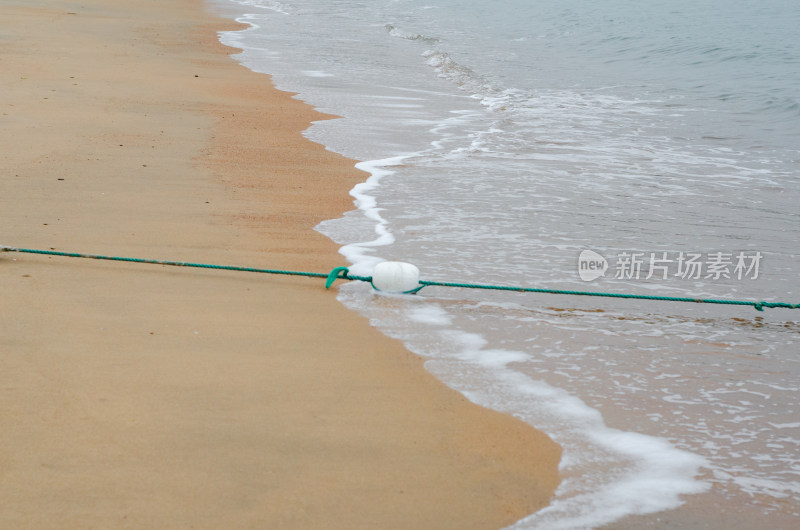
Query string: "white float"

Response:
xmin=371 ymin=261 xmax=421 ymax=293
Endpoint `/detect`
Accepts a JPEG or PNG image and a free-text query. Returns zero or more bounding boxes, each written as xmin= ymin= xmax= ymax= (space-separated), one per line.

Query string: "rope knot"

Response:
xmin=325 ymin=266 xmax=350 ymax=289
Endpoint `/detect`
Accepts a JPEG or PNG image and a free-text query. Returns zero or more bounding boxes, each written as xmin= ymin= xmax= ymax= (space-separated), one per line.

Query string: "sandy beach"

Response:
xmin=0 ymin=0 xmax=561 ymax=528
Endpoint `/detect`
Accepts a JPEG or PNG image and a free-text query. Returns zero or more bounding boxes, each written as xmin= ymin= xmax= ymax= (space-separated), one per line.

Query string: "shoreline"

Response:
xmin=0 ymin=1 xmax=561 ymax=528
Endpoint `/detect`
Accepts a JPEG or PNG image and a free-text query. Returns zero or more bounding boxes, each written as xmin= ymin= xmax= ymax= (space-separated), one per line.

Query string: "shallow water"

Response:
xmin=211 ymin=0 xmax=800 ymax=526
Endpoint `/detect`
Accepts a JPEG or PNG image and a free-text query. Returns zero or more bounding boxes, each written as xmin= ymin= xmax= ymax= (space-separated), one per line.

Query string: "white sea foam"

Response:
xmin=301 ymin=70 xmax=333 ymax=77
xmin=406 ymin=305 xmax=452 ymax=326
xmin=404 ymin=328 xmax=709 ymax=530
xmin=317 ymin=157 xmax=408 ymax=276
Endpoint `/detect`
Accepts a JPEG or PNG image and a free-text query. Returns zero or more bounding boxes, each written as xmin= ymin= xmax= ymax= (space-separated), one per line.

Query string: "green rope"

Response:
xmin=2 ymin=246 xmax=797 ymax=312
xmin=417 ymin=280 xmax=799 ymax=312
xmin=1 ymin=246 xmax=369 ymax=287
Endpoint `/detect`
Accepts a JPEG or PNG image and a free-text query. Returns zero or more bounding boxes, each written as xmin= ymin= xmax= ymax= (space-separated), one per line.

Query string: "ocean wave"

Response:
xmin=384 ymin=24 xmax=439 ymax=44
xmin=228 ymin=0 xmax=295 ymax=15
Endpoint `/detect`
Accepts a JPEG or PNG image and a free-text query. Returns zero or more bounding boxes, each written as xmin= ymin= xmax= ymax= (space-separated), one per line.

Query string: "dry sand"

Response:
xmin=0 ymin=0 xmax=561 ymax=527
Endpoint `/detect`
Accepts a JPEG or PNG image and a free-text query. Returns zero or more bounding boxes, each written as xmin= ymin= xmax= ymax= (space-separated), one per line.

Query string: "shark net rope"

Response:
xmin=2 ymin=246 xmax=797 ymax=312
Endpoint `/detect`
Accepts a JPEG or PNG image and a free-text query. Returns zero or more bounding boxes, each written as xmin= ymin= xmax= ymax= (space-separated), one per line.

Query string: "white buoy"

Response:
xmin=371 ymin=261 xmax=421 ymax=293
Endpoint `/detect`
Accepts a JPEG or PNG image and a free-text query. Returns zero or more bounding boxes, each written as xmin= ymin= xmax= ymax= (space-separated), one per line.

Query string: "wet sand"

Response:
xmin=0 ymin=0 xmax=561 ymax=528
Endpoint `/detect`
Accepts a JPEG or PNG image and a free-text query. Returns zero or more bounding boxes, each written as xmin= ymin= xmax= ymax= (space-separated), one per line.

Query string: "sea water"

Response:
xmin=210 ymin=0 xmax=800 ymax=527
